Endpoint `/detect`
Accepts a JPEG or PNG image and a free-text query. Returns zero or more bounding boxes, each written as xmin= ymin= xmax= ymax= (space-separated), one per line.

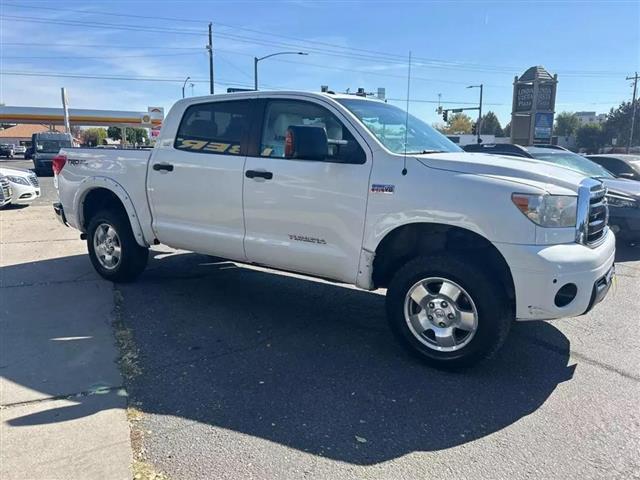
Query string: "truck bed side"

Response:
xmin=56 ymin=148 xmax=155 ymax=246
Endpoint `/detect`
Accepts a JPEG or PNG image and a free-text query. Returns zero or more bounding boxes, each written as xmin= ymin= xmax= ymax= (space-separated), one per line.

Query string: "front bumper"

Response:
xmin=496 ymin=230 xmax=616 ymax=321
xmin=53 ymin=202 xmax=68 ymax=226
xmin=9 ymin=182 xmax=40 ymax=204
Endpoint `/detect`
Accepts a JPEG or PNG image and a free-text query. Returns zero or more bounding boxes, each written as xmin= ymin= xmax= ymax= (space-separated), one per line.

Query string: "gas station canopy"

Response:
xmin=0 ymin=105 xmax=164 ymax=128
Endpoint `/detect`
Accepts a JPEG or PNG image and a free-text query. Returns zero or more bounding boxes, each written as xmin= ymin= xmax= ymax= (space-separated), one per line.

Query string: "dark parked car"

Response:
xmin=463 ymin=143 xmax=640 ymax=241
xmin=0 ymin=143 xmax=15 ymax=159
xmin=587 ymin=154 xmax=640 ymax=182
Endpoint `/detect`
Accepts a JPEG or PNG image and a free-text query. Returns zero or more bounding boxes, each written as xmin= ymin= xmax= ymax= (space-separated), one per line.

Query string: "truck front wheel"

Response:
xmin=386 ymin=254 xmax=512 ymax=369
xmin=87 ymin=209 xmax=148 ymax=283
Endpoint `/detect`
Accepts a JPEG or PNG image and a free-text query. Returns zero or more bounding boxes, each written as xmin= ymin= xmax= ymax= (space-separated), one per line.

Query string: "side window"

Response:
xmin=175 ymin=100 xmax=250 ymax=156
xmin=610 ymin=159 xmax=634 ymax=175
xmin=596 ymin=157 xmax=627 ymax=175
xmin=259 ymin=100 xmax=366 ymax=164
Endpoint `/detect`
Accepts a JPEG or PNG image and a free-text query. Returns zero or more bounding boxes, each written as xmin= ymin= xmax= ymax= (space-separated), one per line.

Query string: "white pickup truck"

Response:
xmin=54 ymin=91 xmax=616 ymax=368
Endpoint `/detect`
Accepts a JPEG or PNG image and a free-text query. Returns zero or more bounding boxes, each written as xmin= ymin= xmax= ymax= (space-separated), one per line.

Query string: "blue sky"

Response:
xmin=1 ymin=0 xmax=638 ymax=127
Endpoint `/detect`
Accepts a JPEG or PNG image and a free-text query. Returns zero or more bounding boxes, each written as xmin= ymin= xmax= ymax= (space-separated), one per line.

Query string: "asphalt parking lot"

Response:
xmin=2 ymin=173 xmax=639 ymax=479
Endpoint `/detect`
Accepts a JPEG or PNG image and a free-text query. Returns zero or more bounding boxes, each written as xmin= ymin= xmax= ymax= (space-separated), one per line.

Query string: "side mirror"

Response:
xmin=618 ymin=172 xmax=636 ymax=180
xmin=285 ymin=125 xmax=328 ymax=161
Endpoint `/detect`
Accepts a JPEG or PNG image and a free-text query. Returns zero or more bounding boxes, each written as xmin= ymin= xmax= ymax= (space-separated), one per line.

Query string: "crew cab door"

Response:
xmin=147 ymin=99 xmax=252 ymax=260
xmin=242 ymin=98 xmax=372 ymax=283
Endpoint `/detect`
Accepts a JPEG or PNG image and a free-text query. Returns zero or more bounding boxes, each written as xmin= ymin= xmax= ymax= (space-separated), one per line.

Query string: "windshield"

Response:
xmin=36 ymin=140 xmax=72 ymax=153
xmin=337 ymin=99 xmax=461 ymax=154
xmin=528 ymin=149 xmax=613 ymax=178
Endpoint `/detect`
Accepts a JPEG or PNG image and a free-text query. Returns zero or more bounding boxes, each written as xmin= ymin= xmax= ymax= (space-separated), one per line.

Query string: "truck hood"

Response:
xmin=601 ymin=177 xmax=640 ymax=198
xmin=0 ymin=167 xmax=32 ymax=177
xmin=415 ymin=152 xmax=588 ymax=194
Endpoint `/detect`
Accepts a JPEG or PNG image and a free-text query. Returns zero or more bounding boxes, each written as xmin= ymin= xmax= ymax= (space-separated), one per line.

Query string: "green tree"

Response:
xmin=480 ymin=111 xmax=503 ymax=136
xmin=503 ymin=122 xmax=511 ymax=137
xmin=82 ymin=127 xmax=107 ymax=146
xmin=601 ymin=101 xmax=640 ymax=147
xmin=576 ymin=124 xmax=604 ymax=153
xmin=107 ymin=126 xmax=149 ymax=145
xmin=444 ymin=113 xmax=473 ymax=134
xmin=554 ymin=112 xmax=580 ymax=137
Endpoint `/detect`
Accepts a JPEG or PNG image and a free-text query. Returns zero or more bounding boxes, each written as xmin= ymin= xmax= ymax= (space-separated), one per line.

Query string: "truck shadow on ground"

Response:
xmin=118 ymin=250 xmax=579 ymax=465
xmin=6 ymin=242 xmax=636 ymax=465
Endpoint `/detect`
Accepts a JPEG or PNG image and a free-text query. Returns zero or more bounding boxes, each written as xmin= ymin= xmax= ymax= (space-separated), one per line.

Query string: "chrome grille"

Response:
xmin=0 ymin=177 xmax=12 ymax=201
xmin=586 ymin=185 xmax=608 ymax=245
xmin=28 ymin=174 xmax=39 ymax=187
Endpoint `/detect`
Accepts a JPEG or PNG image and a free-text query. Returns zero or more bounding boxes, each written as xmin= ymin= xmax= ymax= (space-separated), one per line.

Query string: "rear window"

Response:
xmin=175 ymin=100 xmax=250 ymax=156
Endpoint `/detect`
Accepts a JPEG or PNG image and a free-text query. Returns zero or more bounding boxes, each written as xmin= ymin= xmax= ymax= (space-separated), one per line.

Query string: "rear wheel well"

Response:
xmin=82 ymin=188 xmax=127 ymax=230
xmin=372 ymin=223 xmax=515 ymax=310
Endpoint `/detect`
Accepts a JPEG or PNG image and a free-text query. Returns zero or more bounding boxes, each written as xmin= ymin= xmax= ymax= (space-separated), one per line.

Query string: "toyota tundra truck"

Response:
xmin=53 ymin=91 xmax=616 ymax=368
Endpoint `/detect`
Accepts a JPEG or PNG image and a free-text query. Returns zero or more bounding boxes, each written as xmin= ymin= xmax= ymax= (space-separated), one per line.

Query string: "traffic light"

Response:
xmin=471 ymin=122 xmax=477 ymax=135
xmin=442 ymin=110 xmax=448 ymax=122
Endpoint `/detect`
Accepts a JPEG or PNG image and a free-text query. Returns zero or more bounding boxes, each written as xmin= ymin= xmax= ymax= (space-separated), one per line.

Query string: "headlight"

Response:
xmin=512 ymin=193 xmax=578 ymax=228
xmin=6 ymin=175 xmax=29 ymax=185
xmin=607 ymin=193 xmax=637 ymax=208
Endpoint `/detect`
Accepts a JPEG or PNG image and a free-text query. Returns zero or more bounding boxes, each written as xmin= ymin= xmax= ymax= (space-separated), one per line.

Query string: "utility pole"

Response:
xmin=477 ymin=84 xmax=483 ymax=144
xmin=467 ymin=84 xmax=483 ymax=143
xmin=208 ymin=22 xmax=214 ymax=95
xmin=626 ymin=72 xmax=638 ymax=154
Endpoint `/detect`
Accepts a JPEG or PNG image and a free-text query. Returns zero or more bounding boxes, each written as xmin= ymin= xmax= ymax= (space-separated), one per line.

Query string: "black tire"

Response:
xmin=386 ymin=254 xmax=512 ymax=369
xmin=87 ymin=208 xmax=148 ymax=283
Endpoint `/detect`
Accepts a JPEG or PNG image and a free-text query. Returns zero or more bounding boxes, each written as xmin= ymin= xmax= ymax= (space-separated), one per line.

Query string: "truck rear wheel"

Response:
xmin=87 ymin=209 xmax=148 ymax=283
xmin=386 ymin=254 xmax=512 ymax=369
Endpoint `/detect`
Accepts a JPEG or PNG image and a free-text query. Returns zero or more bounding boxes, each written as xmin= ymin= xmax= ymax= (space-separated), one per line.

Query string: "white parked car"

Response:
xmin=53 ymin=90 xmax=615 ymax=368
xmin=0 ymin=167 xmax=40 ymax=204
xmin=0 ymin=175 xmax=13 ymax=208
xmin=14 ymin=145 xmax=27 ymax=155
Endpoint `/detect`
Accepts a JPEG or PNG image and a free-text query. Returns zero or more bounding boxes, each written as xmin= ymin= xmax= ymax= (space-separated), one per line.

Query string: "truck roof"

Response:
xmin=178 ymin=90 xmax=385 ymax=104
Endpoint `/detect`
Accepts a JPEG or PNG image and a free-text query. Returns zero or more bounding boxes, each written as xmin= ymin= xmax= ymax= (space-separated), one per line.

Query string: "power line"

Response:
xmin=0 ymin=14 xmax=205 ymax=36
xmin=1 ymin=1 xmax=208 ymax=25
xmin=1 ymin=42 xmax=203 ymax=50
xmin=1 ymin=52 xmax=205 ymax=60
xmin=0 ymin=70 xmax=212 ymax=84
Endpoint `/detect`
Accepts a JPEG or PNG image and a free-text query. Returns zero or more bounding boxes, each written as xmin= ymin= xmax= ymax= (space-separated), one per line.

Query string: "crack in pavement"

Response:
xmin=1 ymin=238 xmax=81 ymax=244
xmin=0 ymin=385 xmax=125 ymax=410
xmin=516 ymin=332 xmax=640 ymax=382
xmin=0 ymin=276 xmax=99 ymax=289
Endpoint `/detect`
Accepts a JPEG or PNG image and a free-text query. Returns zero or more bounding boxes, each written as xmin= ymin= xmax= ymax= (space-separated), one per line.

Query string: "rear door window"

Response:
xmin=175 ymin=100 xmax=251 ymax=156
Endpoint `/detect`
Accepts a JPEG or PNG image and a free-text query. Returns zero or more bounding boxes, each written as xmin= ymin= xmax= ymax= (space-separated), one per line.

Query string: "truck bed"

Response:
xmin=56 ymin=147 xmax=155 ymax=244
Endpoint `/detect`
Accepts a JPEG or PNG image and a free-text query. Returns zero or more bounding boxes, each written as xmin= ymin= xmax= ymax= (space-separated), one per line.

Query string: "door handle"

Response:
xmin=153 ymin=163 xmax=174 ymax=172
xmin=245 ymin=170 xmax=273 ymax=180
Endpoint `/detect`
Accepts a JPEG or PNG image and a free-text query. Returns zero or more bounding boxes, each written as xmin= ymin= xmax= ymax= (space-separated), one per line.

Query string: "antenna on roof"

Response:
xmin=402 ymin=51 xmax=412 ymax=176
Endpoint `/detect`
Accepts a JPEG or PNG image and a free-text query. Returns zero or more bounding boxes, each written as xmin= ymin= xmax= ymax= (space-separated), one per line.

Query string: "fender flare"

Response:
xmin=74 ymin=176 xmax=148 ymax=247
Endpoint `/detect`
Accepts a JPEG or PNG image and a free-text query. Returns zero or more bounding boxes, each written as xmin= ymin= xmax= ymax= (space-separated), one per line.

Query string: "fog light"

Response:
xmin=555 ymin=283 xmax=578 ymax=307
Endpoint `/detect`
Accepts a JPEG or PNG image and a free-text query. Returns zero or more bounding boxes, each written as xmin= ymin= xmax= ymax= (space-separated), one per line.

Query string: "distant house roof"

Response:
xmin=0 ymin=124 xmax=66 ymax=139
xmin=519 ymin=66 xmax=554 ymax=82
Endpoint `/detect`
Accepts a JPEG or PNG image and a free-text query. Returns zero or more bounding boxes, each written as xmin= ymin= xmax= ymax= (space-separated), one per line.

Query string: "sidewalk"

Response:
xmin=0 ymin=205 xmax=131 ymax=479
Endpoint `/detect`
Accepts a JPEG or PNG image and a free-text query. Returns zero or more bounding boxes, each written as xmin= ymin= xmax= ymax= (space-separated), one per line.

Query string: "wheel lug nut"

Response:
xmin=427 ymin=315 xmax=434 ymax=321
xmin=441 ymin=301 xmax=448 ymax=308
xmin=438 ymin=322 xmax=446 ymax=328
xmin=428 ymin=302 xmax=435 ymax=309
xmin=447 ymin=313 xmax=455 ymax=319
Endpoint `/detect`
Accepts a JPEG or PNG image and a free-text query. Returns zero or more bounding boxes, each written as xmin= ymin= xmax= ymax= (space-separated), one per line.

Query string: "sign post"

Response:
xmin=60 ymin=88 xmax=71 ymax=134
xmin=510 ymin=66 xmax=557 ymax=145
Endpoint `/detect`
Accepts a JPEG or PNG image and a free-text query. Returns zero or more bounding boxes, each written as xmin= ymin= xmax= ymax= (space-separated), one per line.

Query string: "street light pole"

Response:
xmin=253 ymin=51 xmax=308 ymax=90
xmin=182 ymin=76 xmax=191 ymax=98
xmin=254 ymin=57 xmax=258 ymax=91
